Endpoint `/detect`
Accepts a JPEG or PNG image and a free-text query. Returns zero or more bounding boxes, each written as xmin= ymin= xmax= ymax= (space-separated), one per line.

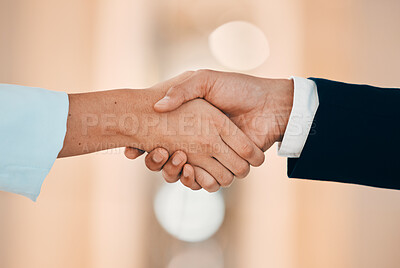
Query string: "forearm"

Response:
xmin=58 ymin=89 xmax=140 ymax=157
xmin=57 ymin=85 xmax=173 ymax=158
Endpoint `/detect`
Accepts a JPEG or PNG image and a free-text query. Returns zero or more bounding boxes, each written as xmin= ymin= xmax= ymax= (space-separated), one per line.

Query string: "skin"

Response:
xmin=140 ymin=70 xmax=294 ymax=190
xmin=58 ymin=72 xmax=265 ymax=192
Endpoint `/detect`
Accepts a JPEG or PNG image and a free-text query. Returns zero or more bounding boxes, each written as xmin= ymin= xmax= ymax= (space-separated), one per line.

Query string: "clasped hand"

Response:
xmin=124 ymin=70 xmax=293 ymax=192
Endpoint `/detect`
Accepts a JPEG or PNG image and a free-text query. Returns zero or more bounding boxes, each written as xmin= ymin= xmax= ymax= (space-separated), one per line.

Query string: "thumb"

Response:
xmin=154 ymin=84 xmax=195 ymax=112
xmin=154 ymin=71 xmax=209 ymax=112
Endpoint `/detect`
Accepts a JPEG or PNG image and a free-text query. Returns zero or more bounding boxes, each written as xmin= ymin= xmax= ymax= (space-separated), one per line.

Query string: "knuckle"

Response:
xmin=209 ymin=185 xmax=220 ymax=193
xmin=203 ymin=179 xmax=219 ymax=192
xmin=235 ymin=162 xmax=250 ymax=178
xmin=254 ymin=153 xmax=266 ymax=167
xmin=220 ymin=173 xmax=234 ymax=187
xmin=240 ymin=142 xmax=255 ymax=159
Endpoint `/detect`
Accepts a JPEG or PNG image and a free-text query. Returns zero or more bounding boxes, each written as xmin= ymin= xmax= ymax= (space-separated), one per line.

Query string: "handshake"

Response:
xmin=60 ymin=70 xmax=294 ymax=192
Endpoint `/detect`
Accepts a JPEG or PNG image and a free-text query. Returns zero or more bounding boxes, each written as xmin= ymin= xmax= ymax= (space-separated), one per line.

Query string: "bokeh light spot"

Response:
xmin=154 ymin=182 xmax=225 ymax=242
xmin=209 ymin=21 xmax=270 ymax=70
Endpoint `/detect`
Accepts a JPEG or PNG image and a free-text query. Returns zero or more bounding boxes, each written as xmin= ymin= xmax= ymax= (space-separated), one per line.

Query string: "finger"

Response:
xmin=193 ymin=166 xmax=220 ymax=193
xmin=145 ymin=148 xmax=169 ymax=171
xmin=124 ymin=147 xmax=145 ymax=160
xmin=196 ymin=157 xmax=234 ymax=189
xmin=161 ymin=151 xmax=187 ymax=183
xmin=217 ymin=117 xmax=265 ymax=167
xmin=154 ymin=69 xmax=215 ymax=112
xmin=180 ymin=164 xmax=202 ymax=190
xmin=212 ymin=139 xmax=250 ymax=179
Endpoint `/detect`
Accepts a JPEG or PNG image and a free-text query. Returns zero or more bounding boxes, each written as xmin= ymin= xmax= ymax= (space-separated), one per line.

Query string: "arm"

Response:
xmin=61 ymin=87 xmax=194 ymax=188
xmin=60 ymin=72 xmax=264 ymax=192
xmin=0 ymin=72 xmax=264 ymax=200
xmin=59 ymin=89 xmax=140 ymax=157
xmin=154 ymin=70 xmax=400 ymax=191
xmin=288 ymin=78 xmax=400 ymax=190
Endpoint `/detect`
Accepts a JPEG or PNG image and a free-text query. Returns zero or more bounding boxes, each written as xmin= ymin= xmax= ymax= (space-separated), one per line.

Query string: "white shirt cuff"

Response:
xmin=277 ymin=77 xmax=319 ymax=158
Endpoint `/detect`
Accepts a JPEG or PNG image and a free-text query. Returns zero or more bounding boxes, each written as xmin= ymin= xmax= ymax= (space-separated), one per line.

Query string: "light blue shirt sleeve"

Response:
xmin=0 ymin=84 xmax=69 ymax=201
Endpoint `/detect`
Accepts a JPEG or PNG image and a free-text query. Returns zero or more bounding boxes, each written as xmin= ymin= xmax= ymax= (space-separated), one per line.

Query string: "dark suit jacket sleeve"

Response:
xmin=287 ymin=78 xmax=400 ymax=190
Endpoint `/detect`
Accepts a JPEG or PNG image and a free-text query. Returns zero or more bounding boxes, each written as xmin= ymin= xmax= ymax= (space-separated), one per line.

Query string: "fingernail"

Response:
xmin=183 ymin=168 xmax=189 ymax=178
xmin=155 ymin=96 xmax=170 ymax=107
xmin=172 ymin=155 xmax=183 ymax=166
xmin=152 ymin=153 xmax=163 ymax=163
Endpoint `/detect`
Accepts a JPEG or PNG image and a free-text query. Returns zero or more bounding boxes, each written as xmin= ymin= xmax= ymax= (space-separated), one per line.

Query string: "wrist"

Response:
xmin=118 ymin=88 xmax=165 ymax=151
xmin=60 ymin=90 xmax=135 ymax=157
xmin=260 ymin=78 xmax=294 ymax=148
xmin=84 ymin=89 xmax=141 ymax=150
xmin=106 ymin=89 xmax=142 ymax=148
xmin=274 ymin=79 xmax=294 ymax=141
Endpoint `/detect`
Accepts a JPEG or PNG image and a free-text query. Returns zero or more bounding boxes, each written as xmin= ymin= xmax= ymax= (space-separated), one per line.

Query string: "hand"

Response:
xmin=123 ymin=72 xmax=265 ymax=192
xmin=125 ymin=147 xmax=200 ymax=189
xmin=151 ymin=70 xmax=294 ymax=188
xmin=60 ymin=72 xmax=263 ymax=192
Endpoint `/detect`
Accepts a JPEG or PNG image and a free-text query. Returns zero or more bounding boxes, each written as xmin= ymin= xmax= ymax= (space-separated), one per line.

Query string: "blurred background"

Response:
xmin=1 ymin=0 xmax=400 ymax=267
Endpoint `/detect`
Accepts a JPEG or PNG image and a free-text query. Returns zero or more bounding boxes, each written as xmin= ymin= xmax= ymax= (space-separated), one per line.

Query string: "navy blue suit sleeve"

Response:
xmin=287 ymin=78 xmax=400 ymax=190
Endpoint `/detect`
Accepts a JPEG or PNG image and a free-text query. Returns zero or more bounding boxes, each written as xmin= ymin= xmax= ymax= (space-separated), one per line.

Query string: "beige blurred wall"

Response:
xmin=1 ymin=0 xmax=400 ymax=268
